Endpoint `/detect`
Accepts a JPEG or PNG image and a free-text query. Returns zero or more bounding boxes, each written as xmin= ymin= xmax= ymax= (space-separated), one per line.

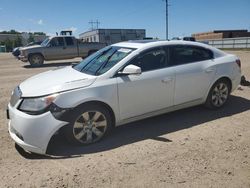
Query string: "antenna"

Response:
xmin=89 ymin=20 xmax=101 ymax=30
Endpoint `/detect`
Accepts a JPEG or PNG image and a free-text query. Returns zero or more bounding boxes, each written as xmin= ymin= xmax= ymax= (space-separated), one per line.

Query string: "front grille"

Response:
xmin=10 ymin=86 xmax=22 ymax=107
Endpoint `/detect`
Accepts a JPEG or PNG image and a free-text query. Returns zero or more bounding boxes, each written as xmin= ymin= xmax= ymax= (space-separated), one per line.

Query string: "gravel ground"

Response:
xmin=0 ymin=51 xmax=249 ymax=188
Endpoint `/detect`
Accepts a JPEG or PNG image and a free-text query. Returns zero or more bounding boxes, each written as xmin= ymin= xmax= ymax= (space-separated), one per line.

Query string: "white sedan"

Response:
xmin=7 ymin=40 xmax=241 ymax=154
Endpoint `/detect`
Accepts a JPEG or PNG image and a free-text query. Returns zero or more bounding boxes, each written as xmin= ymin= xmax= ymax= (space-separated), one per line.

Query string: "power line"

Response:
xmin=89 ymin=20 xmax=100 ymax=30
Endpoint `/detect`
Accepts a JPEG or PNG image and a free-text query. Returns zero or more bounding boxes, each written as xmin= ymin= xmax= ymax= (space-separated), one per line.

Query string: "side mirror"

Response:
xmin=119 ymin=65 xmax=141 ymax=75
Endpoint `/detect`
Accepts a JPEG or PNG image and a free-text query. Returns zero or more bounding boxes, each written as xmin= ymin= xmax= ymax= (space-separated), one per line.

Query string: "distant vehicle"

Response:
xmin=18 ymin=36 xmax=106 ymax=66
xmin=12 ymin=41 xmax=42 ymax=57
xmin=183 ymin=37 xmax=196 ymax=41
xmin=7 ymin=40 xmax=241 ymax=154
xmin=172 ymin=36 xmax=196 ymax=42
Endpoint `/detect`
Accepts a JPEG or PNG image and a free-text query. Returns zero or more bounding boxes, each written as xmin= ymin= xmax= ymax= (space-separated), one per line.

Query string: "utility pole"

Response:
xmin=164 ymin=0 xmax=169 ymax=40
xmin=89 ymin=20 xmax=101 ymax=30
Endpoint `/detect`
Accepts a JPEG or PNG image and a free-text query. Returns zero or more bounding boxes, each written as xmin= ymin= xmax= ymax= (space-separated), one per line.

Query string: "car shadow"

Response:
xmin=16 ymin=95 xmax=250 ymax=159
xmin=23 ymin=61 xmax=80 ymax=68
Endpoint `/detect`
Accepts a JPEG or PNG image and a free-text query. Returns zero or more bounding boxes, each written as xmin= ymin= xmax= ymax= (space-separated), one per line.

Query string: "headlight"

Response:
xmin=20 ymin=50 xmax=27 ymax=57
xmin=19 ymin=94 xmax=59 ymax=113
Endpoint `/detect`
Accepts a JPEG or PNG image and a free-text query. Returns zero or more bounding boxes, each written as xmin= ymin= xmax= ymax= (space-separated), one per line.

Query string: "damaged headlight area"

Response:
xmin=19 ymin=94 xmax=59 ymax=115
xmin=18 ymin=94 xmax=72 ymax=121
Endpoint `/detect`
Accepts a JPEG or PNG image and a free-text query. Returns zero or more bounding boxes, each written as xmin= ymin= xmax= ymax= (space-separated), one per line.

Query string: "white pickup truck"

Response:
xmin=19 ymin=36 xmax=106 ymax=66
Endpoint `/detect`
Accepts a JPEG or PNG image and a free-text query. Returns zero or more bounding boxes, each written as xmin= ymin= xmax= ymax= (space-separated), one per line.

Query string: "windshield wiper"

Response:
xmin=79 ymin=47 xmax=112 ymax=73
xmin=94 ymin=49 xmax=117 ymax=75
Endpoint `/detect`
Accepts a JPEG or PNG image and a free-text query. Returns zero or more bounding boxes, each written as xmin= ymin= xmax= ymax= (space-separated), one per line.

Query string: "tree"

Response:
xmin=28 ymin=34 xmax=35 ymax=43
xmin=9 ymin=29 xmax=20 ymax=34
xmin=4 ymin=39 xmax=13 ymax=52
xmin=0 ymin=30 xmax=20 ymax=34
xmin=34 ymin=32 xmax=46 ymax=35
xmin=14 ymin=35 xmax=23 ymax=47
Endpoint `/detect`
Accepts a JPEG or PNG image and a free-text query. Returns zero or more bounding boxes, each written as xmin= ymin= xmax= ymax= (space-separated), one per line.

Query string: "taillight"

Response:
xmin=236 ymin=59 xmax=241 ymax=68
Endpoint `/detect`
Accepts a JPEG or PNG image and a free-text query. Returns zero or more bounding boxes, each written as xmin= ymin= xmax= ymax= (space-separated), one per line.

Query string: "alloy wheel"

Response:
xmin=211 ymin=83 xmax=229 ymax=107
xmin=73 ymin=111 xmax=107 ymax=144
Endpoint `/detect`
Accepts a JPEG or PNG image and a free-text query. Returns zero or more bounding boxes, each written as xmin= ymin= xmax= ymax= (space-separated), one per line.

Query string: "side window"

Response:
xmin=50 ymin=38 xmax=58 ymax=47
xmin=50 ymin=38 xmax=64 ymax=47
xmin=192 ymin=48 xmax=213 ymax=61
xmin=65 ymin=37 xmax=74 ymax=46
xmin=170 ymin=46 xmax=213 ymax=66
xmin=130 ymin=48 xmax=167 ymax=72
xmin=58 ymin=38 xmax=64 ymax=46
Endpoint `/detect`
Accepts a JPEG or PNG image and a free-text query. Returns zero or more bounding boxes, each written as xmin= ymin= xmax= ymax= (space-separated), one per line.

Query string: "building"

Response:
xmin=0 ymin=32 xmax=46 ymax=45
xmin=0 ymin=45 xmax=6 ymax=52
xmin=79 ymin=29 xmax=146 ymax=44
xmin=192 ymin=30 xmax=250 ymax=41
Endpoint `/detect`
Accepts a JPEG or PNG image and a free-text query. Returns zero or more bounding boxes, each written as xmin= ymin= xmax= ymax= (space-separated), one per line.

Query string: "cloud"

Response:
xmin=69 ymin=27 xmax=77 ymax=32
xmin=46 ymin=32 xmax=56 ymax=37
xmin=28 ymin=19 xmax=44 ymax=25
xmin=37 ymin=19 xmax=44 ymax=25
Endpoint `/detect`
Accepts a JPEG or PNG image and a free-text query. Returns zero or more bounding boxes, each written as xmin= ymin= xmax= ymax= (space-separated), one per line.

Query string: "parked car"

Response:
xmin=7 ymin=40 xmax=241 ymax=154
xmin=172 ymin=36 xmax=196 ymax=42
xmin=18 ymin=36 xmax=106 ymax=66
xmin=12 ymin=41 xmax=42 ymax=57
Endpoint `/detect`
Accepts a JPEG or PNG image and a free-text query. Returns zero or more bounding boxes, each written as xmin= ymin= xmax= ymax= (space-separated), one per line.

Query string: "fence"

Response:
xmin=201 ymin=37 xmax=250 ymax=49
xmin=0 ymin=45 xmax=6 ymax=52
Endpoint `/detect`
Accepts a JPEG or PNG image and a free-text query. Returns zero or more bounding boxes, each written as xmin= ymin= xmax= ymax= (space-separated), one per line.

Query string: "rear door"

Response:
xmin=63 ymin=37 xmax=78 ymax=58
xmin=117 ymin=47 xmax=175 ymax=120
xmin=169 ymin=45 xmax=216 ymax=105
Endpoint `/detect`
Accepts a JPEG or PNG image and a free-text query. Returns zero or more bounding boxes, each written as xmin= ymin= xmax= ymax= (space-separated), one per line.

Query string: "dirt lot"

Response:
xmin=0 ymin=52 xmax=249 ymax=188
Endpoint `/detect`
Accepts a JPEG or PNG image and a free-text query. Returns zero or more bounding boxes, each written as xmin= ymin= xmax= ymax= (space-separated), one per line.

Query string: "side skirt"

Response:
xmin=116 ymin=98 xmax=203 ymax=126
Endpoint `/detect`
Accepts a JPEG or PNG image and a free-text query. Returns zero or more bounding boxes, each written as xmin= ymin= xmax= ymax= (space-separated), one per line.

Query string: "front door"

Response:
xmin=117 ymin=47 xmax=175 ymax=120
xmin=43 ymin=37 xmax=67 ymax=60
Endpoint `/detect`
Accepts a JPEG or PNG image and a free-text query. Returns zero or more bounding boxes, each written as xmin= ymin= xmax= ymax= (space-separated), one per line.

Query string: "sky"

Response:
xmin=0 ymin=0 xmax=250 ymax=39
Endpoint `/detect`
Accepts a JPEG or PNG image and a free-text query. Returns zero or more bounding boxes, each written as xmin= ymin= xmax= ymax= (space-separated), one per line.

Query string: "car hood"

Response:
xmin=20 ymin=66 xmax=97 ymax=97
xmin=21 ymin=45 xmax=42 ymax=51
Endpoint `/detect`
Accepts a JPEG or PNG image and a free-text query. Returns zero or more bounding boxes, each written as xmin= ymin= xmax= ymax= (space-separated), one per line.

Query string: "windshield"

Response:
xmin=73 ymin=46 xmax=135 ymax=75
xmin=41 ymin=38 xmax=50 ymax=47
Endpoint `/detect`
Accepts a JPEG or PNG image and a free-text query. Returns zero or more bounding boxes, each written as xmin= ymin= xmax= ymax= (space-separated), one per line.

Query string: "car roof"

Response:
xmin=113 ymin=40 xmax=227 ymax=58
xmin=114 ymin=40 xmax=210 ymax=49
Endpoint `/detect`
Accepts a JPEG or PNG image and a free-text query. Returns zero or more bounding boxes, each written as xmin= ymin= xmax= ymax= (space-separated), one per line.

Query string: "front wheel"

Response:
xmin=28 ymin=54 xmax=44 ymax=67
xmin=64 ymin=104 xmax=112 ymax=145
xmin=205 ymin=79 xmax=230 ymax=109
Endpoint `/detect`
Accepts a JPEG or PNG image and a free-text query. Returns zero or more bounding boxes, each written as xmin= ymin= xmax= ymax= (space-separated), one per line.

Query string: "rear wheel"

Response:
xmin=28 ymin=54 xmax=44 ymax=67
xmin=205 ymin=79 xmax=230 ymax=109
xmin=64 ymin=104 xmax=112 ymax=145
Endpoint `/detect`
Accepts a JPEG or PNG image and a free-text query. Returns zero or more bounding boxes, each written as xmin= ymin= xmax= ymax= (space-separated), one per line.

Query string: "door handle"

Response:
xmin=161 ymin=77 xmax=173 ymax=83
xmin=205 ymin=68 xmax=215 ymax=73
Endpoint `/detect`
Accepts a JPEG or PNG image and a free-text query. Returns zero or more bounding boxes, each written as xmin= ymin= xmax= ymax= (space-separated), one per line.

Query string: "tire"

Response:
xmin=205 ymin=79 xmax=231 ymax=109
xmin=64 ymin=104 xmax=112 ymax=145
xmin=28 ymin=54 xmax=44 ymax=67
